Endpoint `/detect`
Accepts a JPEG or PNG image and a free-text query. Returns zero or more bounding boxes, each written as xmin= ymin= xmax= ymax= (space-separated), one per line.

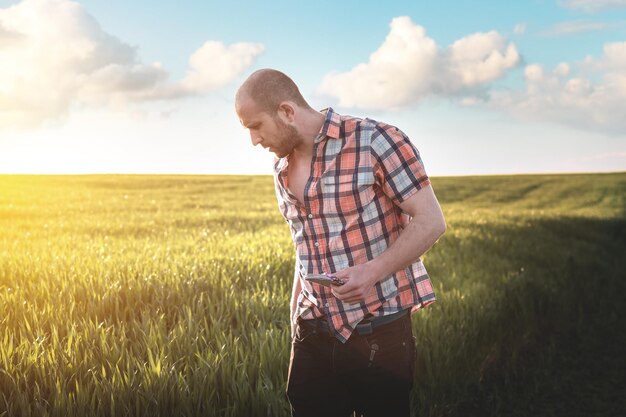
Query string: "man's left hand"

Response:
xmin=331 ymin=264 xmax=381 ymax=304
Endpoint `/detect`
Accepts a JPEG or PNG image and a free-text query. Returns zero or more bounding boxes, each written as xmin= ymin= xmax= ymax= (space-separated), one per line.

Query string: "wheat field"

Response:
xmin=1 ymin=173 xmax=624 ymax=417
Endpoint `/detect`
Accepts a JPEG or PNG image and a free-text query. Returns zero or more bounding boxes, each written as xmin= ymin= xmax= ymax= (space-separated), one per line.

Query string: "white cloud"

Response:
xmin=559 ymin=0 xmax=626 ymax=12
xmin=540 ymin=20 xmax=624 ymax=36
xmin=180 ymin=41 xmax=264 ymax=94
xmin=484 ymin=41 xmax=626 ymax=134
xmin=448 ymin=31 xmax=520 ymax=87
xmin=0 ymin=21 xmax=23 ymax=47
xmin=317 ymin=16 xmax=519 ymax=110
xmin=317 ymin=17 xmax=439 ymax=109
xmin=600 ymin=42 xmax=626 ymax=94
xmin=0 ymin=0 xmax=263 ymax=130
xmin=514 ymin=23 xmax=527 ymax=34
xmin=600 ymin=41 xmax=626 ymax=69
xmin=554 ymin=62 xmax=571 ymax=77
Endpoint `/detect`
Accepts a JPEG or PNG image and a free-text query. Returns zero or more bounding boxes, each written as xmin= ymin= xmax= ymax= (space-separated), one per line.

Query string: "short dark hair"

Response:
xmin=237 ymin=69 xmax=311 ymax=114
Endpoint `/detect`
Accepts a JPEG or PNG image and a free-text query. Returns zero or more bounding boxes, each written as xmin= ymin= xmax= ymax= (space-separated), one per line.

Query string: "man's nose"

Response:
xmin=250 ymin=131 xmax=262 ymax=146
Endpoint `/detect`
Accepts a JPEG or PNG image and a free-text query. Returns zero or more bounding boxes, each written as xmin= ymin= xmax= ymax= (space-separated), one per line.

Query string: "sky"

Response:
xmin=0 ymin=0 xmax=625 ymax=176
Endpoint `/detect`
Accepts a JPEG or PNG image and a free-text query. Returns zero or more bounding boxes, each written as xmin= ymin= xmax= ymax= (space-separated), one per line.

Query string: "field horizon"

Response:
xmin=1 ymin=172 xmax=625 ymax=416
xmin=2 ymin=170 xmax=624 ymax=178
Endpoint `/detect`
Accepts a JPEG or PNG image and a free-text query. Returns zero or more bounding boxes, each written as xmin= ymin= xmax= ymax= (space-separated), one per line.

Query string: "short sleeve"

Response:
xmin=370 ymin=124 xmax=430 ymax=205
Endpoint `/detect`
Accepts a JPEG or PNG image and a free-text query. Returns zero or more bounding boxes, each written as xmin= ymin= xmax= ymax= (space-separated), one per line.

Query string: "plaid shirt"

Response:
xmin=273 ymin=108 xmax=436 ymax=343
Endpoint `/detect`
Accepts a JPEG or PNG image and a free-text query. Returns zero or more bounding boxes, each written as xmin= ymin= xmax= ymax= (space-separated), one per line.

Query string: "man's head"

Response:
xmin=235 ymin=69 xmax=312 ymax=158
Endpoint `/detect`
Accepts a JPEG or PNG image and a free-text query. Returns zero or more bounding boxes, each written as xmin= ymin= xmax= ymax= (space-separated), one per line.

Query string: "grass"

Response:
xmin=0 ymin=172 xmax=624 ymax=416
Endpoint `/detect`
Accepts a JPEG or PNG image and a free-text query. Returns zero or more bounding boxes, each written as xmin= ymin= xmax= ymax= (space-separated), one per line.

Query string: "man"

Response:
xmin=235 ymin=69 xmax=446 ymax=417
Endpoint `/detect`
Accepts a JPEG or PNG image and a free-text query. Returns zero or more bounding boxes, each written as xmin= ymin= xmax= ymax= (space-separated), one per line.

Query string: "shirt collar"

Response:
xmin=314 ymin=107 xmax=341 ymax=143
xmin=274 ymin=107 xmax=341 ymax=173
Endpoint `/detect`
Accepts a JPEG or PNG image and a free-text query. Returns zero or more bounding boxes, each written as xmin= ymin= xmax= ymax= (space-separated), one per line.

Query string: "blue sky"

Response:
xmin=0 ymin=0 xmax=625 ymax=175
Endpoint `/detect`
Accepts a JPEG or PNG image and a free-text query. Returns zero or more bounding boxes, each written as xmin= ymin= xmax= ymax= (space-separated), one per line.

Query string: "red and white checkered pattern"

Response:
xmin=274 ymin=108 xmax=436 ymax=343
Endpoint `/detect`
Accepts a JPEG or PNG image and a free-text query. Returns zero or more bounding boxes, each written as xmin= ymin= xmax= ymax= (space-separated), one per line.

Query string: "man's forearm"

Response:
xmin=331 ymin=185 xmax=446 ymax=304
xmin=368 ymin=213 xmax=446 ymax=283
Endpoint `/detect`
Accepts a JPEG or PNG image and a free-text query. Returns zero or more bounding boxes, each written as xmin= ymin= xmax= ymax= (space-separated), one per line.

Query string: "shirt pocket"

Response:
xmin=320 ymin=171 xmax=376 ymax=216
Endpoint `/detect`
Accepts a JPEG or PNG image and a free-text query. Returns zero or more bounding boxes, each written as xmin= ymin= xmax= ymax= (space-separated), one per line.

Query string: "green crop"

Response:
xmin=0 ymin=173 xmax=624 ymax=416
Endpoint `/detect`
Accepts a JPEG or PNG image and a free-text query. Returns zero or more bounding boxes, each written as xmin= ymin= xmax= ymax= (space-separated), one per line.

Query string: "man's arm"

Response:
xmin=332 ymin=184 xmax=446 ymax=304
xmin=290 ymin=262 xmax=302 ymax=338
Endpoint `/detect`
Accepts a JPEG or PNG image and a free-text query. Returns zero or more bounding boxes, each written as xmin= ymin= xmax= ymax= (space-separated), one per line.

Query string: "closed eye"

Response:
xmin=240 ymin=120 xmax=261 ymax=130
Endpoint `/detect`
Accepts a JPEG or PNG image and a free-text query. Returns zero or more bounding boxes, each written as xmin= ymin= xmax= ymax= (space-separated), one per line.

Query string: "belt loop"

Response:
xmin=358 ymin=322 xmax=373 ymax=335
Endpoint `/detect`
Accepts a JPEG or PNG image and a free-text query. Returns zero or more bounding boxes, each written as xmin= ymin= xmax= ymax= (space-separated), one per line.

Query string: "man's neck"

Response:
xmin=291 ymin=109 xmax=326 ymax=159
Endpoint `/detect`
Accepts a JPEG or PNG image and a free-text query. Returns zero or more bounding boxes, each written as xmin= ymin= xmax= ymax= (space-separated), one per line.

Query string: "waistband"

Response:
xmin=298 ymin=308 xmax=410 ymax=336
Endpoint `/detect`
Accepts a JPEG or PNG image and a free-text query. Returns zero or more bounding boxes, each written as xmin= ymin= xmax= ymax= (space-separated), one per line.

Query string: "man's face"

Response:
xmin=236 ymin=95 xmax=300 ymax=158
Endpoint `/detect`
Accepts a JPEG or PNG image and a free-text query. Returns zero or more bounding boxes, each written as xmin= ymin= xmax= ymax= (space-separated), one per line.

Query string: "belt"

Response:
xmin=299 ymin=308 xmax=410 ymax=336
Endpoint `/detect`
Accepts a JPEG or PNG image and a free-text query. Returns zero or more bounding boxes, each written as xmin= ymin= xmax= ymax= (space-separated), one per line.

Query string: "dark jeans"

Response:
xmin=286 ymin=312 xmax=416 ymax=417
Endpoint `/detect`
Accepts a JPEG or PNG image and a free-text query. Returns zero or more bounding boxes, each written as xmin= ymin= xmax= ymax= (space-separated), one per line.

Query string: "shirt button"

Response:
xmin=308 ymin=214 xmax=313 ymax=219
xmin=325 ymin=303 xmax=329 ymax=307
xmin=314 ymin=241 xmax=320 ymax=247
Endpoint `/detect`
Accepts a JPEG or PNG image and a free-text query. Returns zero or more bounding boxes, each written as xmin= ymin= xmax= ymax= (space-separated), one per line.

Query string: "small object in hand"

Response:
xmin=304 ymin=272 xmax=345 ymax=287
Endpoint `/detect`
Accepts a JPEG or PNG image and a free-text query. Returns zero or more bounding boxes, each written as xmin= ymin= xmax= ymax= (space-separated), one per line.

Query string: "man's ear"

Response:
xmin=277 ymin=102 xmax=296 ymax=123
